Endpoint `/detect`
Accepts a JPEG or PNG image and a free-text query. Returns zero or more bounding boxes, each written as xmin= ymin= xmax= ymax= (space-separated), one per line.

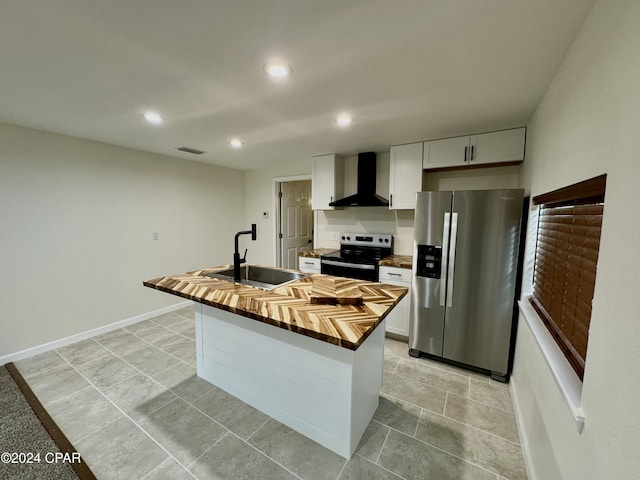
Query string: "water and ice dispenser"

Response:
xmin=416 ymin=244 xmax=442 ymax=279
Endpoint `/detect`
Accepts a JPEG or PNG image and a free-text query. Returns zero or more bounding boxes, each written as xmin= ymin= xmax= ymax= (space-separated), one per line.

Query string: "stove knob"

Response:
xmin=384 ymin=238 xmax=389 ymax=243
xmin=347 ymin=236 xmax=351 ymax=241
xmin=341 ymin=236 xmax=345 ymax=241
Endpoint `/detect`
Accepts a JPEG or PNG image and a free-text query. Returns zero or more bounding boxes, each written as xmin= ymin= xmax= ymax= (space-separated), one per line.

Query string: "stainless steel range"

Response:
xmin=320 ymin=233 xmax=393 ymax=282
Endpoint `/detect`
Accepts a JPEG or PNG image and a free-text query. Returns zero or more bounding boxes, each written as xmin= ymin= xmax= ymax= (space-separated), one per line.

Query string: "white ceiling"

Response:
xmin=0 ymin=0 xmax=595 ymax=170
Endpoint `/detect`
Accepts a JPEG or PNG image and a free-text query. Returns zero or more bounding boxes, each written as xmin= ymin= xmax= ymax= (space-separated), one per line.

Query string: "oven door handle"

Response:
xmin=321 ymin=259 xmax=376 ymax=270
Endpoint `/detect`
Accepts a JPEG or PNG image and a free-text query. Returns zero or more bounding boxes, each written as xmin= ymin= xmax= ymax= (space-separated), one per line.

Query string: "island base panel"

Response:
xmin=195 ymin=304 xmax=384 ymax=459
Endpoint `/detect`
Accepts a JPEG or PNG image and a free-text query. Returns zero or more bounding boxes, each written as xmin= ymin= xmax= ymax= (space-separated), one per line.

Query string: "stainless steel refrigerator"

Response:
xmin=409 ymin=189 xmax=525 ymax=381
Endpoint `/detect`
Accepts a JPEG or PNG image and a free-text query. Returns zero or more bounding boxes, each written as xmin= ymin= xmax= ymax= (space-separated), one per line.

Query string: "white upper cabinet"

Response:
xmin=468 ymin=128 xmax=526 ymax=166
xmin=389 ymin=143 xmax=423 ymax=210
xmin=423 ymin=136 xmax=470 ymax=169
xmin=312 ymin=154 xmax=344 ymax=210
xmin=423 ymin=127 xmax=526 ymax=170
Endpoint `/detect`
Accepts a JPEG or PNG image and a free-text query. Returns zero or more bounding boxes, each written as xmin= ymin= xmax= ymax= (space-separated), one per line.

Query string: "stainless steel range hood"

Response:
xmin=329 ymin=152 xmax=389 ymax=207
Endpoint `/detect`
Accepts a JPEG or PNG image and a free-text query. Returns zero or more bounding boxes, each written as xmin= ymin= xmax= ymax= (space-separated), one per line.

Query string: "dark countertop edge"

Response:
xmin=299 ymin=250 xmax=413 ymax=269
xmin=142 ymin=280 xmax=389 ymax=350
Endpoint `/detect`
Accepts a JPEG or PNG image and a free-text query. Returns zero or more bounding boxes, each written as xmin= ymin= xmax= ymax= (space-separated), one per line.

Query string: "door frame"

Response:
xmin=272 ymin=175 xmax=312 ymax=268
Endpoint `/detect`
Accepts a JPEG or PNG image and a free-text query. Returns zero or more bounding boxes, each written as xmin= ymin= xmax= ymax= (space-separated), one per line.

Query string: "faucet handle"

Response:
xmin=242 ymin=249 xmax=248 ymax=262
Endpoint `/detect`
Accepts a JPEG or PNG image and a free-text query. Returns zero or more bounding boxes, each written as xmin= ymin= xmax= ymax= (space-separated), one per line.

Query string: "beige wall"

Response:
xmin=0 ymin=122 xmax=245 ymax=359
xmin=244 ymin=159 xmax=312 ymax=265
xmin=513 ymin=0 xmax=640 ymax=478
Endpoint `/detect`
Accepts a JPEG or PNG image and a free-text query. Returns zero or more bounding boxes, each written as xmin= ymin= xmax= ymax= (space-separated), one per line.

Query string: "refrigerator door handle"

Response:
xmin=439 ymin=212 xmax=451 ymax=306
xmin=446 ymin=213 xmax=459 ymax=307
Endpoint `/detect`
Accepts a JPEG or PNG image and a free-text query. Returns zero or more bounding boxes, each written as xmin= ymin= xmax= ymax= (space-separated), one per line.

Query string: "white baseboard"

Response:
xmin=0 ymin=300 xmax=194 ymax=365
xmin=510 ymin=376 xmax=536 ymax=480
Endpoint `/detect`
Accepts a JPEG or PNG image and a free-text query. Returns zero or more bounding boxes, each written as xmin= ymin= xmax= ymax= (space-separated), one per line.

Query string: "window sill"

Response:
xmin=518 ymin=299 xmax=586 ymax=433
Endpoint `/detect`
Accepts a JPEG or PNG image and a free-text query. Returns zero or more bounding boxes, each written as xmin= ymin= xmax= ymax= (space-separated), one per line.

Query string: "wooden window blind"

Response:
xmin=530 ymin=174 xmax=606 ymax=381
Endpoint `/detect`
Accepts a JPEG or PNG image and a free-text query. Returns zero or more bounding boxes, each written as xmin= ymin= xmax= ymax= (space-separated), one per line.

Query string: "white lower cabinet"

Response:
xmin=378 ymin=266 xmax=411 ymax=337
xmin=298 ymin=257 xmax=320 ymax=274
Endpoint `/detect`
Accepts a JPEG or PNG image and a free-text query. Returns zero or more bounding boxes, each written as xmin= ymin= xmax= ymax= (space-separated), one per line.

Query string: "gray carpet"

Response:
xmin=0 ymin=364 xmax=79 ymax=480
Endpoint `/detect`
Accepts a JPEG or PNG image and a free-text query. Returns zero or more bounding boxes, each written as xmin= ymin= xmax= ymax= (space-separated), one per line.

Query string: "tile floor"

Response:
xmin=15 ymin=306 xmax=527 ymax=480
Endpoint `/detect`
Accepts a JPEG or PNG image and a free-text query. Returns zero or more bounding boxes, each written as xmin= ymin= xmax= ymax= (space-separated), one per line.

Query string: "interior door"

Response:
xmin=280 ymin=180 xmax=313 ymax=269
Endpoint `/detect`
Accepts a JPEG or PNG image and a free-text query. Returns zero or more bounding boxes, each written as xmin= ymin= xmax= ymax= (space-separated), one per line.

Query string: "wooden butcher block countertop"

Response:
xmin=144 ymin=265 xmax=407 ymax=350
xmin=378 ymin=255 xmax=413 ymax=269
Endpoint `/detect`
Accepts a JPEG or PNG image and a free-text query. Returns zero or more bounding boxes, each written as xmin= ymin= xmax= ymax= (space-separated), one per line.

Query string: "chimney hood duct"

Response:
xmin=329 ymin=152 xmax=389 ymax=207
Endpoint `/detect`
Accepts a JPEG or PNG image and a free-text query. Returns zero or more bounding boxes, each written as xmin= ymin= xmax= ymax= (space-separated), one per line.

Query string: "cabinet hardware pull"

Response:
xmin=389 ymin=272 xmax=402 ymax=276
xmin=390 ymin=194 xmax=393 ymax=207
xmin=464 ymin=146 xmax=468 ymax=163
xmin=470 ymin=145 xmax=475 ymax=161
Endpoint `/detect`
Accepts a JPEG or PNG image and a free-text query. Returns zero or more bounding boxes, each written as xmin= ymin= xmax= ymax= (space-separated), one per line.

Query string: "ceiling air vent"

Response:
xmin=177 ymin=146 xmax=206 ymax=155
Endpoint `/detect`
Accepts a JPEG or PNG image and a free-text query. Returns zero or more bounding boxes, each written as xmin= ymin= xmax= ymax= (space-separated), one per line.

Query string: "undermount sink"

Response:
xmin=202 ymin=265 xmax=308 ymax=290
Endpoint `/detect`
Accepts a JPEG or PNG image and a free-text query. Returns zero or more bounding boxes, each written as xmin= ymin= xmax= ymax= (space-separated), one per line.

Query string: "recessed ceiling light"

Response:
xmin=229 ymin=138 xmax=244 ymax=148
xmin=263 ymin=62 xmax=293 ymax=78
xmin=335 ymin=113 xmax=354 ymax=127
xmin=142 ymin=111 xmax=165 ymax=125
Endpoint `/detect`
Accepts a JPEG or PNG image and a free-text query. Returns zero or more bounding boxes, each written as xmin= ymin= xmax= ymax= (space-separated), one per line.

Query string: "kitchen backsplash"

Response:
xmin=315 ymin=208 xmax=415 ymax=255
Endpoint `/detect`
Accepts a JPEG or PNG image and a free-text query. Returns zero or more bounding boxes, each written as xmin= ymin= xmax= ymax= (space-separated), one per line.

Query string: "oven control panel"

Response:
xmin=340 ymin=233 xmax=393 ymax=247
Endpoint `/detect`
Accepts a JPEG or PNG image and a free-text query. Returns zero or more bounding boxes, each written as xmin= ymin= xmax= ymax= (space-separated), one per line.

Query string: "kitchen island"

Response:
xmin=144 ymin=265 xmax=407 ymax=458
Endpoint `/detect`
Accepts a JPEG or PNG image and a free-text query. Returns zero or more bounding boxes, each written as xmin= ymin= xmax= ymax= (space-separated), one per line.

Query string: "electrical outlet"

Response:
xmin=330 ymin=232 xmax=338 ymax=241
xmin=153 ymin=232 xmax=160 ymax=240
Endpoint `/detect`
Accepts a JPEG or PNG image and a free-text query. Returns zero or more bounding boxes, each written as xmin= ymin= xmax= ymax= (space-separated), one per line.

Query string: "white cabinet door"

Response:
xmin=379 ymin=266 xmax=411 ymax=337
xmin=469 ymin=127 xmax=526 ymax=165
xmin=389 ymin=143 xmax=423 ymax=210
xmin=298 ymin=257 xmax=320 ymax=273
xmin=312 ymin=154 xmax=344 ymax=210
xmin=423 ymin=136 xmax=470 ymax=169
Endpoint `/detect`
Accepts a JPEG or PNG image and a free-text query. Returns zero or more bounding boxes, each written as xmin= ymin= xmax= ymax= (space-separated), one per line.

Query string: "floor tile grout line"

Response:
xmin=97 ymin=325 xmax=197 ymax=375
xmin=443 ymin=391 xmax=449 ymax=416
xmin=390 ymin=360 xmax=472 ymax=393
xmin=53 ymin=331 xmax=203 ymax=445
xmin=83 ymin=336 xmax=216 ymax=425
xmin=374 ymin=425 xmax=391 ymax=465
xmin=139 ymin=457 xmax=198 ymax=480
xmin=185 ymin=431 xmax=230 ymax=472
xmin=37 ymin=383 xmax=96 ymax=410
xmin=245 ymin=416 xmax=271 ymax=444
xmin=446 ymin=389 xmax=520 ymax=417
xmin=383 ymin=368 xmax=453 ymax=397
xmin=185 ymin=400 xmax=340 ymax=480
xmin=13 ymin=349 xmax=70 ymax=380
xmin=413 ymin=407 xmax=425 ymax=438
xmin=66 ymin=380 xmax=204 ymax=479
xmin=386 ymin=341 xmax=482 ymax=379
xmin=177 ymin=392 xmax=308 ymax=478
xmin=180 ymin=394 xmax=324 ymax=480
xmin=379 ymin=390 xmax=446 ymax=417
xmin=353 ymin=452 xmax=406 ymax=480
xmin=439 ymin=409 xmax=523 ymax=446
xmin=379 ymin=422 xmax=510 ymax=479
xmin=334 ymin=457 xmax=349 ymax=480
xmin=124 ymin=324 xmax=193 ymax=351
xmin=78 ymin=333 xmax=182 ymax=395
xmin=193 ymin=424 xmax=306 ymax=480
xmin=123 ymin=323 xmax=198 ymax=368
